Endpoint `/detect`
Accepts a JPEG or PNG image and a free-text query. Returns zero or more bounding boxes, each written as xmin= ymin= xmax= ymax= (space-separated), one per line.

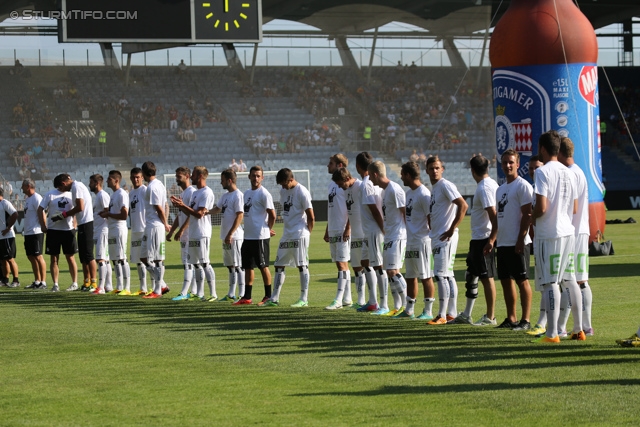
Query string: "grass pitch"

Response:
xmin=2 ymin=210 xmax=640 ymax=426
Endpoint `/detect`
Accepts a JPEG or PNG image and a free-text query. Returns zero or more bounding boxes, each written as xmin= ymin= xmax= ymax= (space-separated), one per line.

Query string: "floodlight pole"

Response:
xmin=125 ymin=54 xmax=132 ymax=87
xmin=367 ymin=27 xmax=378 ymax=86
xmin=250 ymin=43 xmax=259 ymax=85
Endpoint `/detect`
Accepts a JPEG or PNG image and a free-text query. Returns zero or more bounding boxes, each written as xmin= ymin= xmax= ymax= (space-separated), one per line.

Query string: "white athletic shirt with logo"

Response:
xmin=534 ymin=160 xmax=576 ymax=239
xmin=129 ymin=185 xmax=147 ymax=233
xmin=243 ymin=186 xmax=275 ymax=240
xmin=23 ymin=192 xmax=43 ymax=236
xmin=216 ymin=189 xmax=244 ymax=241
xmin=569 ymin=163 xmax=589 ymax=235
xmin=470 ymin=177 xmax=499 ymax=240
xmin=188 ymin=186 xmax=215 ymax=239
xmin=361 ymin=175 xmax=383 ymax=234
xmin=327 ymin=181 xmax=348 ymax=234
xmin=0 ymin=199 xmax=17 ymax=239
xmin=144 ymin=178 xmax=167 ymax=228
xmin=405 ymin=184 xmax=431 ymax=244
xmin=496 ymin=176 xmax=533 ymax=247
xmin=40 ymin=189 xmax=74 ymax=231
xmin=345 ymin=178 xmax=364 ymax=239
xmin=280 ymin=183 xmax=313 ymax=240
xmin=93 ymin=190 xmax=110 ymax=233
xmin=429 ymin=178 xmax=462 ymax=239
xmin=381 ymin=181 xmax=406 ymax=240
xmin=108 ymin=188 xmax=129 ymax=233
xmin=71 ymin=180 xmax=93 ymax=225
xmin=179 ymin=185 xmax=197 ymax=230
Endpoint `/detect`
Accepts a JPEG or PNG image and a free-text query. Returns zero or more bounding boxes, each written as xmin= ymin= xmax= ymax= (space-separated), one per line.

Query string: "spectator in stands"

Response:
xmin=19 ymin=164 xmax=30 ymax=180
xmin=53 ymin=85 xmax=64 ymax=98
xmin=177 ymin=59 xmax=187 ymax=74
xmin=238 ymin=159 xmax=247 ymax=172
xmin=10 ymin=124 xmax=21 ymax=138
xmin=68 ymin=85 xmax=78 ymax=98
xmin=192 ymin=114 xmax=202 ymax=128
xmin=1 ymin=181 xmax=13 ymax=198
xmin=61 ymin=137 xmax=72 ymax=158
xmin=248 ymin=104 xmax=258 ymax=115
xmin=176 ymin=127 xmax=185 ymax=142
xmin=204 ymin=97 xmax=213 ymax=112
xmin=41 ymin=162 xmax=50 ymax=181
xmin=229 ymin=159 xmax=239 ymax=171
xmin=10 ymin=59 xmax=24 ymax=76
xmin=409 ymin=149 xmax=419 ymax=163
xmin=184 ymin=124 xmax=196 ymax=142
xmin=187 ymin=96 xmax=196 ymax=111
xmin=168 ymin=106 xmax=178 ymax=130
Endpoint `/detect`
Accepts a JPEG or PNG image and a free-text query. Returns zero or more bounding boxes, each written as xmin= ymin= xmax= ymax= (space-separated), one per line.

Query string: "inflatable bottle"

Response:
xmin=490 ymin=0 xmax=605 ymax=241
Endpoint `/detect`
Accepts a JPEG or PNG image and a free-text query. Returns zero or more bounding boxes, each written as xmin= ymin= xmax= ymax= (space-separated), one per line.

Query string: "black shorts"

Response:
xmin=77 ymin=222 xmax=95 ymax=263
xmin=0 ymin=237 xmax=17 ymax=260
xmin=45 ymin=229 xmax=78 ymax=256
xmin=466 ymin=238 xmax=496 ymax=278
xmin=241 ymin=239 xmax=270 ymax=270
xmin=497 ymin=245 xmax=530 ymax=281
xmin=24 ymin=234 xmax=44 ymax=257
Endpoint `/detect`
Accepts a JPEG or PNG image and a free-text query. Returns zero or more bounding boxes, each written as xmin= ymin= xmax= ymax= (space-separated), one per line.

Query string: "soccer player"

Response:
xmin=129 ymin=167 xmax=148 ymax=295
xmin=38 ymin=174 xmax=78 ymax=292
xmin=140 ymin=161 xmax=171 ymax=299
xmin=234 ymin=166 xmax=276 ymax=306
xmin=494 ymin=150 xmax=534 ymax=330
xmin=170 ymin=166 xmax=216 ymax=301
xmin=89 ymin=174 xmax=113 ymax=293
xmin=355 ymin=152 xmax=385 ymax=313
xmin=167 ymin=167 xmax=197 ymax=300
xmin=210 ymin=168 xmax=245 ymax=302
xmin=325 ymin=153 xmax=352 ymax=310
xmin=425 ymin=156 xmax=468 ymax=325
xmin=0 ymin=186 xmax=19 ymax=288
xmin=367 ymin=160 xmax=407 ymax=316
xmin=532 ymin=130 xmax=582 ymax=343
xmin=55 ymin=174 xmax=96 ymax=291
xmin=332 ymin=168 xmax=368 ymax=309
xmin=558 ymin=137 xmax=592 ymax=336
xmin=264 ymin=168 xmax=314 ymax=307
xmin=21 ymin=179 xmax=47 ymax=290
xmin=98 ymin=171 xmax=131 ymax=295
xmin=398 ymin=162 xmax=435 ymax=320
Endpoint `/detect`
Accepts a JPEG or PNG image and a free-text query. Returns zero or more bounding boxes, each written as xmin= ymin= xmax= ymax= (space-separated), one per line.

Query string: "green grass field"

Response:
xmin=2 ymin=210 xmax=640 ymax=426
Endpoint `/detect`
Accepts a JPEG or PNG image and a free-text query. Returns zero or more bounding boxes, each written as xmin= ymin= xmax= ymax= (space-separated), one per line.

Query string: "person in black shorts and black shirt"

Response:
xmin=0 ymin=186 xmax=20 ymax=288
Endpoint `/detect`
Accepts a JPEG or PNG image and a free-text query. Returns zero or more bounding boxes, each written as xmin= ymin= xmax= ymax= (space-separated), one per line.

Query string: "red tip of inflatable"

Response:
xmin=589 ymin=202 xmax=606 ymax=243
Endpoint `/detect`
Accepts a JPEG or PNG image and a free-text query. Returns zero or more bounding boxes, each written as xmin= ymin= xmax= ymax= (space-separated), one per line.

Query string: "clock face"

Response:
xmin=194 ymin=0 xmax=262 ymax=42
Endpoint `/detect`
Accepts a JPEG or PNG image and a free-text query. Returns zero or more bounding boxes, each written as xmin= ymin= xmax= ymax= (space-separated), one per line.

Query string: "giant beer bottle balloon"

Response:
xmin=490 ymin=0 xmax=605 ymax=241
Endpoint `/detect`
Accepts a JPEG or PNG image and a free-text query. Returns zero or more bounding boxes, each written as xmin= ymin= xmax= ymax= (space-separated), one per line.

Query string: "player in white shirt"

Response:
xmin=264 ymin=168 xmax=315 ymax=307
xmin=140 ymin=161 xmax=171 ymax=298
xmin=210 ymin=169 xmax=245 ymax=302
xmin=167 ymin=167 xmax=197 ymax=299
xmin=368 ymin=160 xmax=408 ymax=316
xmin=129 ymin=168 xmax=148 ymax=295
xmin=234 ymin=166 xmax=276 ymax=306
xmin=21 ymin=179 xmax=47 ymax=290
xmin=425 ymin=156 xmax=468 ymax=325
xmin=324 ymin=154 xmax=353 ymax=310
xmin=558 ymin=137 xmax=593 ymax=336
xmin=0 ymin=186 xmax=19 ymax=288
xmin=38 ymin=174 xmax=78 ymax=292
xmin=89 ymin=174 xmax=113 ymax=294
xmin=450 ymin=155 xmax=499 ymax=325
xmin=55 ymin=174 xmax=96 ymax=291
xmin=397 ymin=162 xmax=436 ymax=320
xmin=532 ymin=130 xmax=582 ymax=343
xmin=171 ymin=166 xmax=216 ymax=301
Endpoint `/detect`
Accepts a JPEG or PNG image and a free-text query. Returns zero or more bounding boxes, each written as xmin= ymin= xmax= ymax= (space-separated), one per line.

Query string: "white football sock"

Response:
xmin=447 ymin=275 xmax=458 ymax=317
xmin=180 ymin=264 xmax=193 ymax=295
xmin=564 ymin=278 xmax=583 ymax=333
xmin=581 ymin=282 xmax=593 ymax=331
xmin=377 ymin=269 xmax=388 ymax=310
xmin=343 ymin=273 xmax=352 ymax=304
xmin=137 ymin=263 xmax=147 ymax=293
xmin=355 ymin=271 xmax=366 ymax=306
xmin=299 ymin=267 xmax=309 ymax=302
xmin=406 ymin=297 xmax=416 ymax=315
xmin=236 ymin=267 xmax=245 ymax=298
xmin=114 ymin=262 xmax=123 ymax=291
xmin=122 ymin=261 xmax=131 ymax=292
xmin=423 ymin=297 xmax=435 ymax=316
xmin=558 ymin=285 xmax=571 ymax=333
xmin=364 ymin=268 xmax=378 ymax=306
xmin=227 ymin=267 xmax=237 ymax=297
xmin=205 ymin=264 xmax=216 ymax=298
xmin=436 ymin=276 xmax=450 ymax=318
xmin=543 ymin=283 xmax=561 ymax=338
xmin=194 ymin=264 xmax=204 ymax=298
xmin=272 ymin=268 xmax=285 ymax=302
xmin=335 ymin=270 xmax=348 ymax=303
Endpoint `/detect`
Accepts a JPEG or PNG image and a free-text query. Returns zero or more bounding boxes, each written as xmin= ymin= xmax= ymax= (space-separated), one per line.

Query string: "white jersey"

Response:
xmin=144 ymin=178 xmax=167 ymax=228
xmin=40 ymin=189 xmax=74 ymax=231
xmin=0 ymin=199 xmax=17 ymax=239
xmin=569 ymin=163 xmax=589 ymax=236
xmin=534 ymin=161 xmax=576 ymax=239
xmin=496 ymin=176 xmax=533 ymax=247
xmin=23 ymin=192 xmax=43 ymax=236
xmin=381 ymin=181 xmax=406 ymax=240
xmin=108 ymin=188 xmax=129 ymax=232
xmin=178 ymin=185 xmax=197 ymax=231
xmin=345 ymin=179 xmax=364 ymax=239
xmin=216 ymin=189 xmax=244 ymax=241
xmin=188 ymin=186 xmax=215 ymax=239
xmin=405 ymin=184 xmax=431 ymax=244
xmin=327 ymin=181 xmax=348 ymax=233
xmin=361 ymin=175 xmax=383 ymax=234
xmin=429 ymin=178 xmax=462 ymax=239
xmin=470 ymin=177 xmax=499 ymax=240
xmin=280 ymin=183 xmax=313 ymax=240
xmin=93 ymin=190 xmax=110 ymax=233
xmin=129 ymin=185 xmax=146 ymax=233
xmin=71 ymin=180 xmax=93 ymax=225
xmin=243 ymin=186 xmax=275 ymax=240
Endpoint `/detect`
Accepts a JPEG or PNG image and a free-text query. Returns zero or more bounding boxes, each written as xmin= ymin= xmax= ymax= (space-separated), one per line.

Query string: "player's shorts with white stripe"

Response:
xmin=94 ymin=229 xmax=109 ymax=260
xmin=350 ymin=237 xmax=368 ymax=266
xmin=382 ymin=238 xmax=406 ymax=270
xmin=108 ymin=228 xmax=128 ymax=261
xmin=188 ymin=237 xmax=211 ymax=265
xmin=329 ymin=234 xmax=350 ymax=263
xmin=432 ymin=230 xmax=459 ymax=277
xmin=405 ymin=237 xmax=432 ymax=279
xmin=180 ymin=233 xmax=189 ymax=264
xmin=274 ymin=236 xmax=309 ymax=267
xmin=366 ymin=231 xmax=384 ymax=267
xmin=574 ymin=233 xmax=589 ymax=282
xmin=222 ymin=239 xmax=243 ymax=267
xmin=534 ymin=235 xmax=576 ymax=288
xmin=130 ymin=231 xmax=144 ymax=263
xmin=141 ymin=225 xmax=166 ymax=261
